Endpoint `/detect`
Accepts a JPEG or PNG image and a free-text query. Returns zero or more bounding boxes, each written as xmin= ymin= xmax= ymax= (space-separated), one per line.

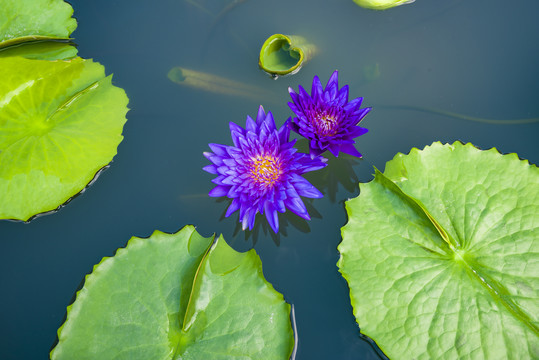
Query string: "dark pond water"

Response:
xmin=1 ymin=0 xmax=538 ymax=359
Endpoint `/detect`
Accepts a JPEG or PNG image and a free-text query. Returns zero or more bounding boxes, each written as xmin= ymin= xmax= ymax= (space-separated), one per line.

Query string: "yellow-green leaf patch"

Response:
xmin=0 ymin=56 xmax=129 ymax=221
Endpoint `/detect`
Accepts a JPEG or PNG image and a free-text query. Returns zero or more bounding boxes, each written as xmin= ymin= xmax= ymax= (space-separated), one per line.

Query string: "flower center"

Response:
xmin=314 ymin=112 xmax=339 ymax=137
xmin=249 ymin=155 xmax=283 ymax=188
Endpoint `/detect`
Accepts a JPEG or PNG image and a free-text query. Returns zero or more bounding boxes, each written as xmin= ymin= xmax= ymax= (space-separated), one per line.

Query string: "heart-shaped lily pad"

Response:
xmin=51 ymin=225 xmax=295 ymax=359
xmin=338 ymin=142 xmax=539 ymax=359
xmin=0 ymin=56 xmax=128 ymax=221
xmin=258 ymin=34 xmax=316 ymax=77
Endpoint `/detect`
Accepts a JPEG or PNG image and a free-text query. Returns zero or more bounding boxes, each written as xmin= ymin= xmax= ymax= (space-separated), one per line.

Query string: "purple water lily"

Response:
xmin=288 ymin=70 xmax=371 ymax=158
xmin=203 ymin=106 xmax=327 ymax=233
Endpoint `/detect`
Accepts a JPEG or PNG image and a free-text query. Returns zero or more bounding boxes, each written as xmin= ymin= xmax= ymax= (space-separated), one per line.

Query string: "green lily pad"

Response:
xmin=0 ymin=0 xmax=77 ymax=49
xmin=51 ymin=226 xmax=295 ymax=359
xmin=353 ymin=0 xmax=414 ymax=10
xmin=0 ymin=56 xmax=129 ymax=221
xmin=338 ymin=142 xmax=539 ymax=359
xmin=258 ymin=34 xmax=317 ymax=77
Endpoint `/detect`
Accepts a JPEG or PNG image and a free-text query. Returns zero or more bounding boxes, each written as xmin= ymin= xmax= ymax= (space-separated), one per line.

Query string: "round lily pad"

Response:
xmin=50 ymin=226 xmax=295 ymax=359
xmin=338 ymin=142 xmax=539 ymax=359
xmin=0 ymin=56 xmax=129 ymax=221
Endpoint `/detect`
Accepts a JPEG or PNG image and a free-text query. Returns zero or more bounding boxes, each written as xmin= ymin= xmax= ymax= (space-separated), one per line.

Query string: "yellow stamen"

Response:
xmin=314 ymin=113 xmax=339 ymax=136
xmin=250 ymin=155 xmax=283 ymax=187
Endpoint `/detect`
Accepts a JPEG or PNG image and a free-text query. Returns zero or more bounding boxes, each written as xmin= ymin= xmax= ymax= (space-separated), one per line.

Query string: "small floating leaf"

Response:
xmin=0 ymin=0 xmax=77 ymax=49
xmin=258 ymin=34 xmax=317 ymax=77
xmin=50 ymin=226 xmax=295 ymax=359
xmin=353 ymin=0 xmax=415 ymax=10
xmin=0 ymin=57 xmax=129 ymax=221
xmin=338 ymin=142 xmax=539 ymax=359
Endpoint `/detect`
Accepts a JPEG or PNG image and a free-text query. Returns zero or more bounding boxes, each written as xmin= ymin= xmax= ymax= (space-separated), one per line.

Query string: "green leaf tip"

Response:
xmin=207 ymin=235 xmax=247 ymax=275
xmin=51 ymin=226 xmax=295 ymax=360
xmin=0 ymin=56 xmax=129 ymax=221
xmin=339 ymin=141 xmax=539 ymax=359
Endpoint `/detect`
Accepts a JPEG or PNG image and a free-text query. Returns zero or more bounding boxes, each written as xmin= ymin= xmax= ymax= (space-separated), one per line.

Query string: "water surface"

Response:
xmin=1 ymin=0 xmax=538 ymax=359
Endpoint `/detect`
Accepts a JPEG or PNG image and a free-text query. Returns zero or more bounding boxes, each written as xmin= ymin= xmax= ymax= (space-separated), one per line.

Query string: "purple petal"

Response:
xmin=347 ymin=126 xmax=369 ymax=138
xmin=256 ymin=105 xmax=266 ymax=125
xmin=290 ymin=175 xmax=323 ymax=198
xmin=205 ymin=154 xmax=224 ymax=166
xmin=344 ymin=97 xmax=364 ymax=112
xmin=203 ymin=164 xmax=218 ymax=174
xmin=225 ymin=198 xmax=240 ymax=217
xmin=208 ymin=143 xmax=228 ymax=156
xmin=284 ymin=196 xmax=310 ymax=220
xmin=326 ymin=70 xmax=339 ymax=89
xmin=328 ymin=143 xmax=341 ymax=157
xmin=311 ymin=76 xmax=323 ymax=100
xmin=209 ymin=185 xmax=229 ymax=197
xmin=339 ymin=143 xmax=363 ymax=158
xmin=309 ymin=146 xmax=326 ymax=158
xmin=264 ymin=201 xmax=279 ymax=233
xmin=245 ymin=115 xmax=257 ymax=133
xmin=335 ymin=85 xmax=349 ymax=105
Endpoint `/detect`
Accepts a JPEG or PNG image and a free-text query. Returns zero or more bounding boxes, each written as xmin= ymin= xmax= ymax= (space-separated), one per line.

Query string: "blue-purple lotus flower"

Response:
xmin=288 ymin=70 xmax=371 ymax=158
xmin=203 ymin=106 xmax=327 ymax=233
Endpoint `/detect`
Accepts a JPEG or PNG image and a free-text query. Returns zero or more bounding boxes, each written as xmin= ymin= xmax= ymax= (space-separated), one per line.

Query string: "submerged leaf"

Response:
xmin=51 ymin=226 xmax=295 ymax=359
xmin=167 ymin=67 xmax=276 ymax=103
xmin=338 ymin=142 xmax=539 ymax=359
xmin=0 ymin=57 xmax=129 ymax=221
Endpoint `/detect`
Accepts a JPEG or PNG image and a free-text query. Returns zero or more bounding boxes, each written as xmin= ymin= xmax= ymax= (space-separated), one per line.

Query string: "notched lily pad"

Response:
xmin=0 ymin=56 xmax=129 ymax=221
xmin=338 ymin=141 xmax=539 ymax=359
xmin=51 ymin=225 xmax=295 ymax=359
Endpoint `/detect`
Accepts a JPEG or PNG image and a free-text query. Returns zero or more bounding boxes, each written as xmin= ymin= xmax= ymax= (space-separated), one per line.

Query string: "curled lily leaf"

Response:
xmin=258 ymin=34 xmax=317 ymax=78
xmin=353 ymin=0 xmax=415 ymax=10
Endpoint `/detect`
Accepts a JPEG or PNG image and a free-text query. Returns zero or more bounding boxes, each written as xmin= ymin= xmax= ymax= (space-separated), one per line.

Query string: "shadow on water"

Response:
xmin=222 ymin=197 xmax=321 ymax=247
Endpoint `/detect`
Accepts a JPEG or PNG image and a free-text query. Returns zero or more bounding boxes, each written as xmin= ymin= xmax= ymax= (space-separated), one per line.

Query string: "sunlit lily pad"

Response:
xmin=50 ymin=226 xmax=295 ymax=359
xmin=338 ymin=142 xmax=539 ymax=359
xmin=0 ymin=0 xmax=76 ymax=49
xmin=0 ymin=56 xmax=129 ymax=221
